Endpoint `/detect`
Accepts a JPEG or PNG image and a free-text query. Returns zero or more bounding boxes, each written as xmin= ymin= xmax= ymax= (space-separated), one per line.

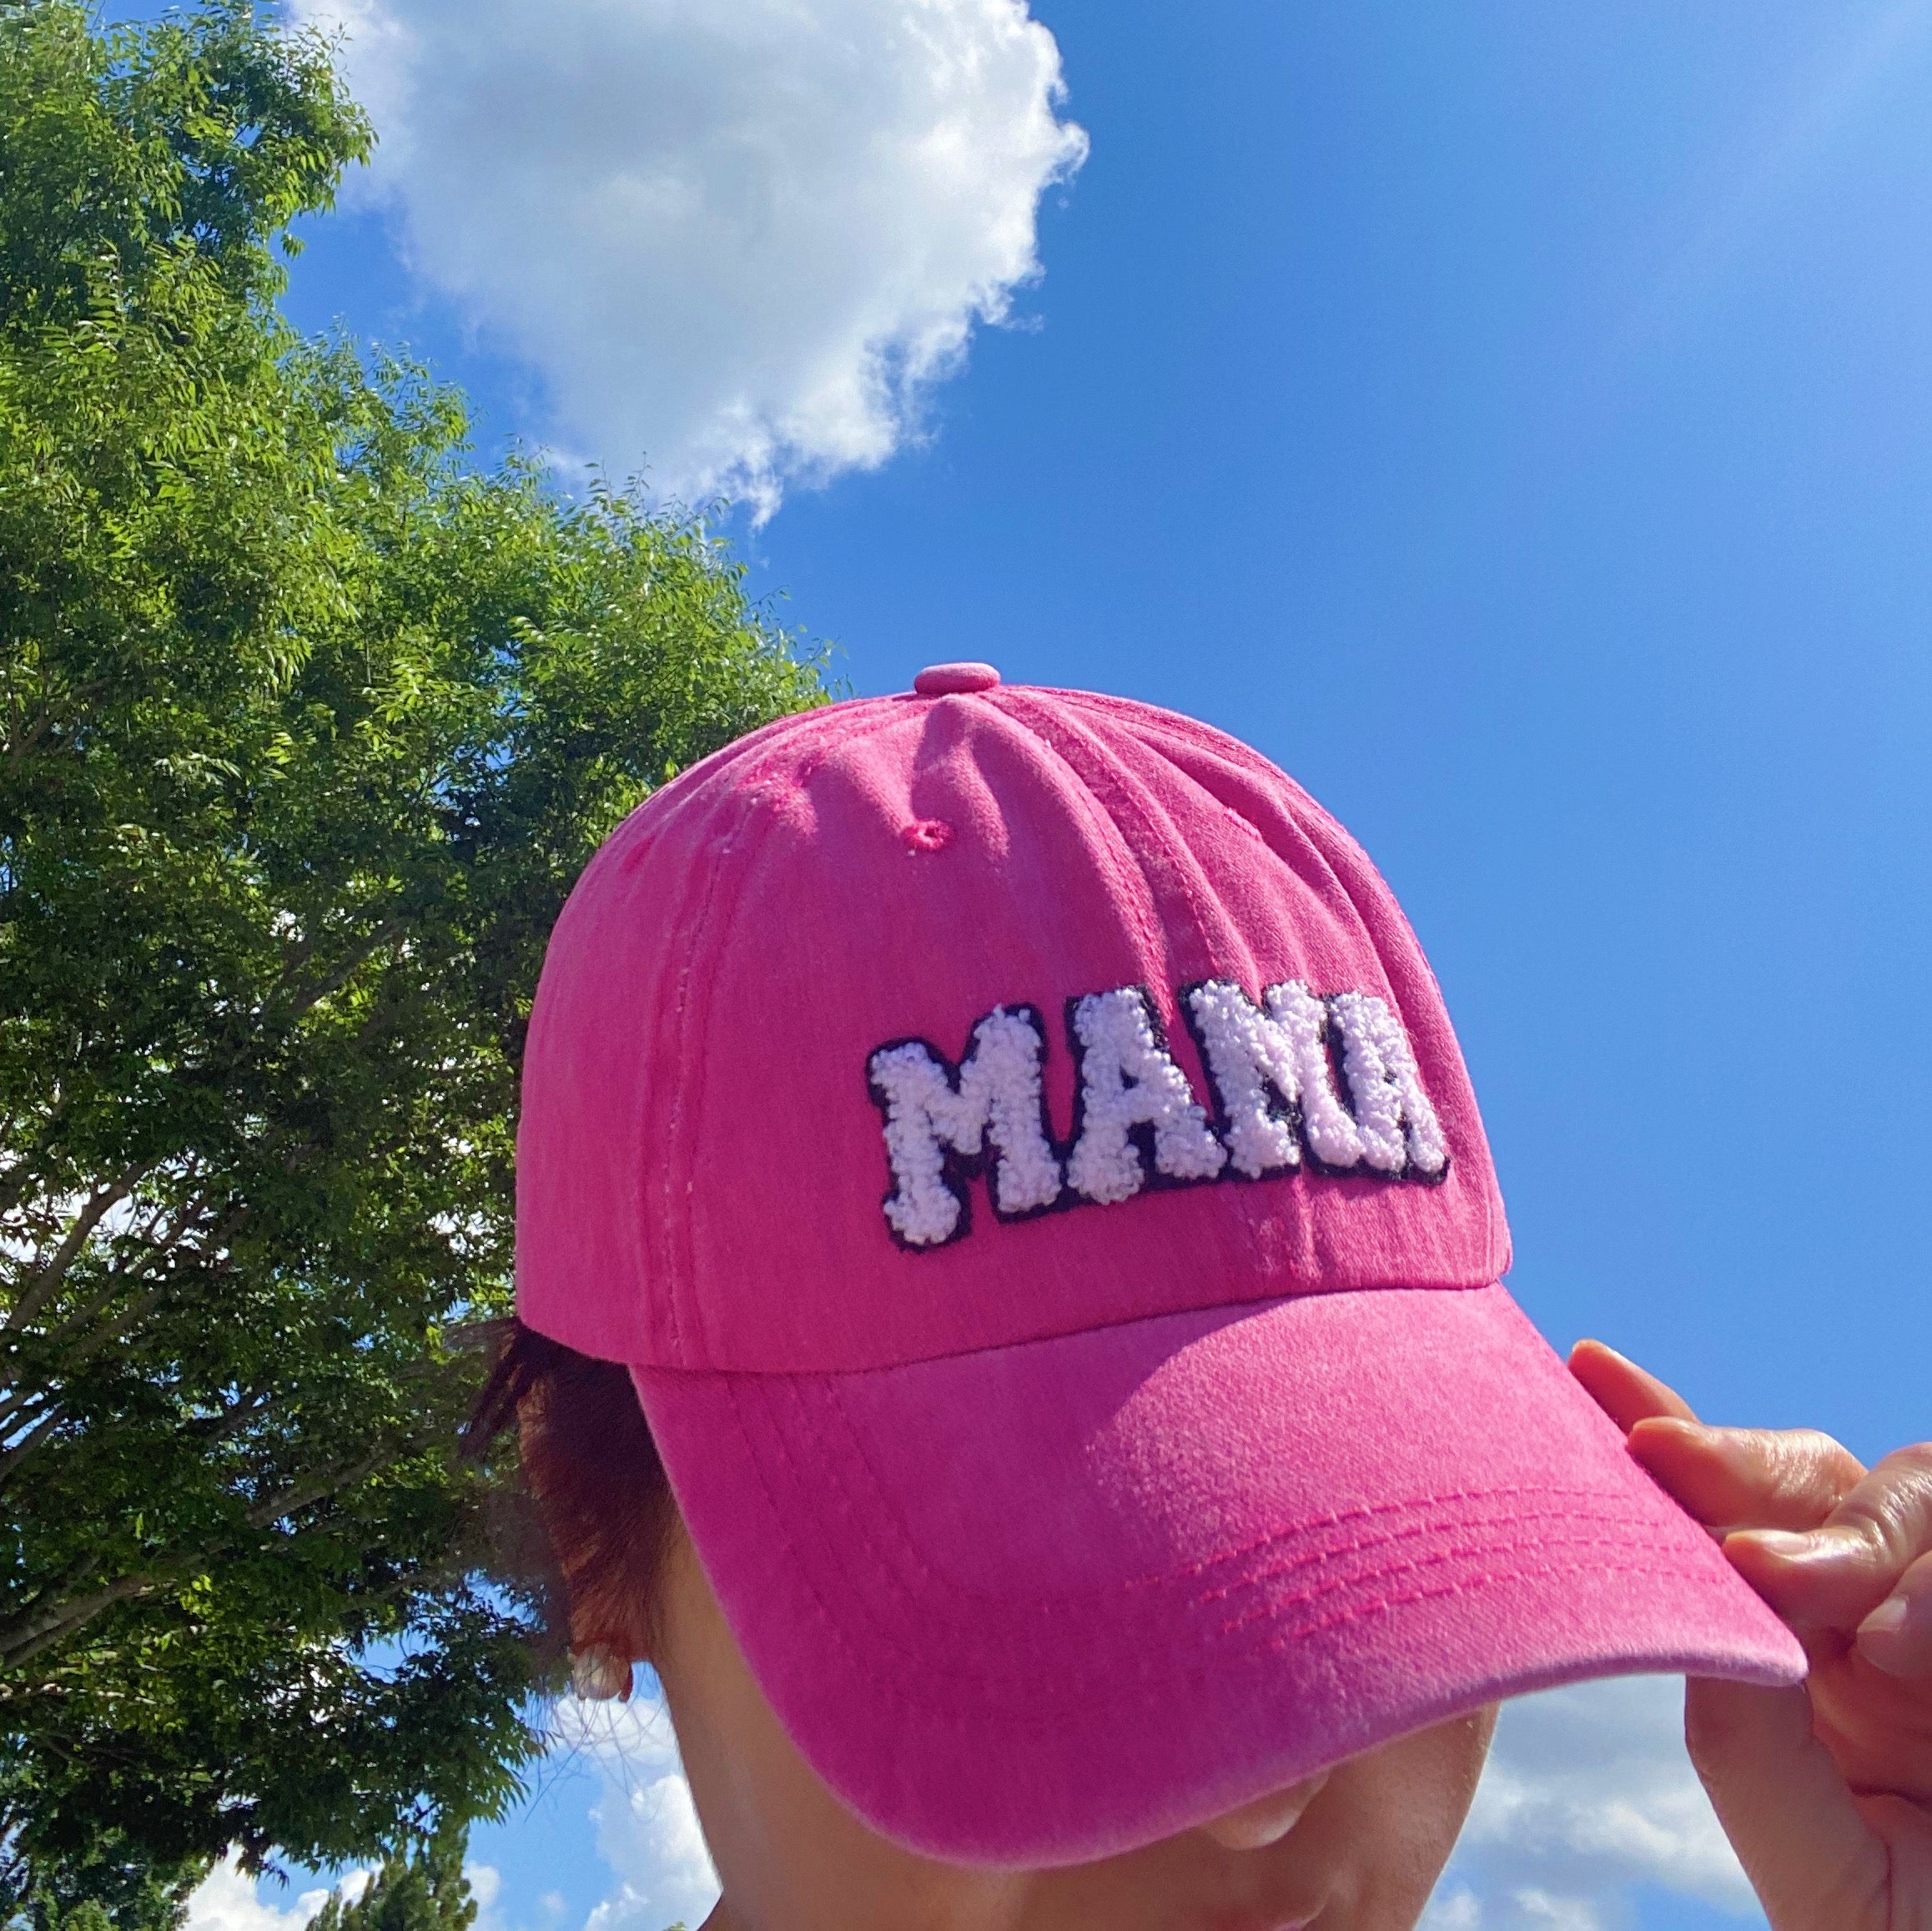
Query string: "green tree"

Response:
xmin=308 ymin=1830 xmax=474 ymax=1931
xmin=0 ymin=0 xmax=823 ymax=1921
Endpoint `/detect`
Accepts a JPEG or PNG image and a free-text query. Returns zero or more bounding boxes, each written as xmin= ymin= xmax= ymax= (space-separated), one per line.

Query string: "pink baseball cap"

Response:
xmin=516 ymin=663 xmax=1804 ymax=1866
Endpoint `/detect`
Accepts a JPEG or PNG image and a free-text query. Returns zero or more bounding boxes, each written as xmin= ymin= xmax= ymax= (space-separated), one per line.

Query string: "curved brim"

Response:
xmin=633 ymin=1285 xmax=1804 ymax=1868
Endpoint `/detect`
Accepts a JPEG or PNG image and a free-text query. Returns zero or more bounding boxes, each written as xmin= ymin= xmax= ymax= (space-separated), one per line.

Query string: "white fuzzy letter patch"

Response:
xmin=867 ymin=1005 xmax=1064 ymax=1248
xmin=867 ymin=979 xmax=1447 ymax=1249
xmin=1065 ymin=987 xmax=1227 ymax=1204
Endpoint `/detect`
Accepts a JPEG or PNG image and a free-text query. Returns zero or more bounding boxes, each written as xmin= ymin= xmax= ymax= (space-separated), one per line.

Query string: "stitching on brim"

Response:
xmin=741 ymin=1376 xmax=1701 ymax=1710
xmin=718 ymin=1395 xmax=1722 ymax=1737
xmin=1212 ymin=1526 xmax=1690 ymax=1641
xmin=1239 ymin=1553 xmax=1725 ymax=1664
xmin=1187 ymin=1504 xmax=1650 ymax=1614
xmin=818 ymin=1375 xmax=1653 ymax=1607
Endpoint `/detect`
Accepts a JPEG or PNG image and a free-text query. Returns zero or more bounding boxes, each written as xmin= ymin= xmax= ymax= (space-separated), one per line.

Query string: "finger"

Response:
xmin=1726 ymin=1442 xmax=1931 ymax=1633
xmin=1857 ymin=1547 xmax=1932 ymax=1678
xmin=1629 ymin=1421 xmax=1864 ymax=1534
xmin=1568 ymin=1338 xmax=1700 ymax=1431
xmin=1683 ymin=1678 xmax=1890 ymax=1929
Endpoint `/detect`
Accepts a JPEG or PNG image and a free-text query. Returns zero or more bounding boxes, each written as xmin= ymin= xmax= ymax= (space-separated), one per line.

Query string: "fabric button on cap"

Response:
xmin=913 ymin=661 xmax=999 ymax=696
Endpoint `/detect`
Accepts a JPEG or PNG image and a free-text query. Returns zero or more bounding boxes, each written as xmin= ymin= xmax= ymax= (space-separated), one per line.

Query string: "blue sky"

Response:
xmin=171 ymin=1 xmax=1932 ymax=1927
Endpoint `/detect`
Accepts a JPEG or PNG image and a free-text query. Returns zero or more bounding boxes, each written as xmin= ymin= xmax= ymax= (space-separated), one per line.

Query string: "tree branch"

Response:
xmin=2 ymin=1157 xmax=149 ymax=1335
xmin=0 ymin=1402 xmax=66 ymax=1488
xmin=0 ymin=1199 xmax=242 ymax=1432
xmin=244 ymin=1441 xmax=393 ymax=1531
xmin=190 ymin=1380 xmax=274 ymax=1444
xmin=3 ymin=701 xmax=61 ymax=767
xmin=33 ymin=1190 xmax=220 ymax=1352
xmin=0 ymin=1441 xmax=401 ymax=1669
xmin=0 ymin=1570 xmax=170 ymax=1672
xmin=0 ymin=1094 xmax=73 ymax=1220
xmin=274 ymin=916 xmax=404 ymax=1028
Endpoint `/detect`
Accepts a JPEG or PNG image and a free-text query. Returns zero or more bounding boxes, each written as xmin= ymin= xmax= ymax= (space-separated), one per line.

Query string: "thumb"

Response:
xmin=1684 ymin=1678 xmax=1888 ymax=1928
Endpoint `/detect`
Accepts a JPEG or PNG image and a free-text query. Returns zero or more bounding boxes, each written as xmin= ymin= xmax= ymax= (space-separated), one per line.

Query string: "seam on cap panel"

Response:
xmin=651 ymin=710 xmax=868 ymax=1362
xmin=1053 ymin=717 xmax=1300 ymax=975
xmin=1034 ymin=686 xmax=1336 ymax=823
xmin=643 ymin=756 xmax=792 ymax=1362
xmin=961 ymin=696 xmax=1170 ymax=969
xmin=653 ymin=757 xmax=792 ymax=1365
xmin=1060 ymin=692 xmax=1424 ymax=1018
xmin=989 ymin=691 xmax=1224 ymax=1001
xmin=1077 ymin=689 xmax=1507 ymax=1274
xmin=998 ymin=690 xmax=1225 ymax=953
xmin=1081 ymin=688 xmax=1291 ymax=757
xmin=1046 ymin=694 xmax=1488 ymax=1082
xmin=1053 ymin=688 xmax=1353 ymax=837
xmin=1102 ymin=726 xmax=1365 ymax=939
xmin=667 ymin=703 xmax=920 ymax=1363
xmin=618 ymin=709 xmax=815 ymax=867
xmin=661 ymin=702 xmax=893 ymax=1361
xmin=989 ymin=692 xmax=1245 ymax=1155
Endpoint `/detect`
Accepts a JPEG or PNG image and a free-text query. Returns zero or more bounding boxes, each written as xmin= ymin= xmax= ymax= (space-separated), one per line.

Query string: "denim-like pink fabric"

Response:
xmin=636 ymin=1287 xmax=1801 ymax=1865
xmin=519 ymin=685 xmax=1507 ymax=1370
xmin=516 ymin=681 xmax=1805 ymax=1864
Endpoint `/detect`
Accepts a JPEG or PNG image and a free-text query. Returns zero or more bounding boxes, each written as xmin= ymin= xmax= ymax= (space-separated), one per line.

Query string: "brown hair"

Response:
xmin=463 ymin=1317 xmax=679 ymax=1697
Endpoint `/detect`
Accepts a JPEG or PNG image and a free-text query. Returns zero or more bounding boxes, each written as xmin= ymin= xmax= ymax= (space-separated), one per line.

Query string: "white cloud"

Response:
xmin=548 ymin=1685 xmax=721 ymax=1931
xmin=185 ymin=1858 xmax=368 ymax=1931
xmin=1427 ymin=1676 xmax=1768 ymax=1931
xmin=1422 ymin=1888 xmax=1486 ymax=1930
xmin=583 ymin=1773 xmax=719 ymax=1931
xmin=466 ymin=1862 xmax=505 ymax=1931
xmin=185 ymin=1856 xmax=331 ymax=1931
xmin=183 ymin=1690 xmax=716 ymax=1931
xmin=1510 ymin=1891 xmax=1606 ymax=1931
xmin=543 ymin=1678 xmax=685 ymax=1773
xmin=292 ymin=0 xmax=1088 ymax=519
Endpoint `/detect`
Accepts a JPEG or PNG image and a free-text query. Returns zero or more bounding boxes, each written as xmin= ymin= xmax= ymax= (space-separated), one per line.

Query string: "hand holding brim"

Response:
xmin=1569 ymin=1339 xmax=1932 ymax=1931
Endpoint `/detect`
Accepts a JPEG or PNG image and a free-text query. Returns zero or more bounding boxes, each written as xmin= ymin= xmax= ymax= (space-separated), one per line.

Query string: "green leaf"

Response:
xmin=0 ymin=2 xmax=828 ymax=1918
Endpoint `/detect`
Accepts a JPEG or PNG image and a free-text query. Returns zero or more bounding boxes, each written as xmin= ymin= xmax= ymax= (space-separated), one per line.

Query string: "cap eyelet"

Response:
xmin=903 ymin=818 xmax=955 ymax=854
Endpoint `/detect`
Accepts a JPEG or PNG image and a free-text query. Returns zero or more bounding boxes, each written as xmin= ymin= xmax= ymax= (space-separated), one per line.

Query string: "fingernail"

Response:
xmin=1856 ymin=1593 xmax=1919 ymax=1677
xmin=1628 ymin=1416 xmax=1712 ymax=1454
xmin=1730 ymin=1529 xmax=1814 ymax=1556
xmin=1860 ymin=1596 xmax=1908 ymax=1637
xmin=1729 ymin=1526 xmax=1865 ymax=1562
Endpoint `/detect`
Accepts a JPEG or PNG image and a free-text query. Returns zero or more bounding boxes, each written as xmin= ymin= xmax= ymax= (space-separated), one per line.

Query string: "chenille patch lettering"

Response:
xmin=866 ymin=979 xmax=1449 ymax=1250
